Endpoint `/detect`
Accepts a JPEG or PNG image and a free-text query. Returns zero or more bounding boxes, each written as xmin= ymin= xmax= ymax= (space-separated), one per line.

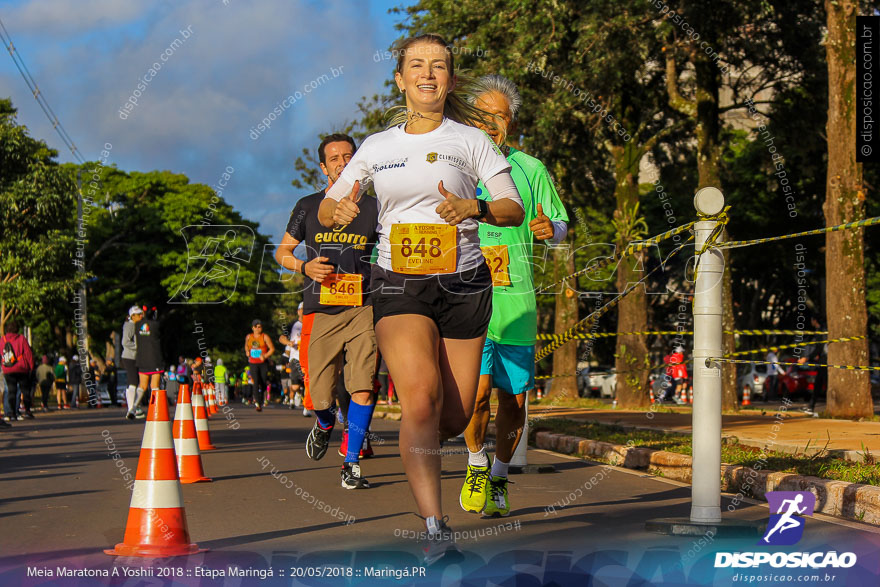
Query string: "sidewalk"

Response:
xmin=524 ymin=402 xmax=880 ymax=461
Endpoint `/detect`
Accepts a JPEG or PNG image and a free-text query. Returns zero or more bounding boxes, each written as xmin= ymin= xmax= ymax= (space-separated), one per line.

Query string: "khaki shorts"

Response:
xmin=300 ymin=306 xmax=377 ymax=411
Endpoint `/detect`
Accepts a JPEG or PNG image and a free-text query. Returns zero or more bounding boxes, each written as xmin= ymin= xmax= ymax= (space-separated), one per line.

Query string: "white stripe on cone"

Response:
xmin=141 ymin=421 xmax=174 ymax=450
xmin=129 ymin=479 xmax=184 ymax=509
xmin=173 ymin=402 xmax=194 ymax=421
xmin=174 ymin=437 xmax=201 ymax=457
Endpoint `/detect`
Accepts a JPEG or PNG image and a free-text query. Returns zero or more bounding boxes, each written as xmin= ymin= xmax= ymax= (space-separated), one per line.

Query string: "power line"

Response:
xmin=0 ymin=17 xmax=85 ymax=164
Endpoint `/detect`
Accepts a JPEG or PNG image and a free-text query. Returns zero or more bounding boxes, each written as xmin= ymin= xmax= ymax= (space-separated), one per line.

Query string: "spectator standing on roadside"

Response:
xmin=121 ymin=308 xmax=141 ymax=417
xmin=87 ymin=358 xmax=101 ymax=408
xmin=68 ymin=354 xmax=82 ymax=408
xmin=2 ymin=320 xmax=35 ymax=421
xmin=104 ymin=359 xmax=118 ymax=406
xmin=764 ymin=347 xmax=783 ymax=402
xmin=54 ymin=357 xmax=69 ymax=409
xmin=123 ymin=307 xmax=146 ymax=419
xmin=214 ymin=359 xmax=229 ymax=405
xmin=35 ymin=355 xmax=54 ymax=412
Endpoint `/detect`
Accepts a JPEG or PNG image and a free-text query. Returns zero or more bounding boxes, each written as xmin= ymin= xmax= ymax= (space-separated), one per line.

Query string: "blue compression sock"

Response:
xmin=344 ymin=401 xmax=376 ymax=463
xmin=314 ymin=409 xmax=336 ymax=430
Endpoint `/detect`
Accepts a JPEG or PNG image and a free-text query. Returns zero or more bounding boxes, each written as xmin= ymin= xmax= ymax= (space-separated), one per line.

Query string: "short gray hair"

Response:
xmin=475 ymin=74 xmax=522 ymax=120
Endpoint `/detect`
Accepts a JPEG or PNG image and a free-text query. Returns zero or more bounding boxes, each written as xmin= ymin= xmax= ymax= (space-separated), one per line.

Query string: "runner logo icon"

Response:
xmin=761 ymin=491 xmax=816 ymax=546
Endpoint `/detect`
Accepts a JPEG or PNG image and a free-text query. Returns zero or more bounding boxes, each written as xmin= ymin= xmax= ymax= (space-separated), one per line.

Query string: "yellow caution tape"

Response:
xmin=536 ymin=221 xmax=696 ymax=294
xmin=724 ymin=336 xmax=866 ymax=358
xmin=717 ymin=216 xmax=880 ymax=250
xmin=535 ymin=330 xmax=829 ymax=341
xmin=707 ymin=357 xmax=880 ymax=372
xmin=535 ymin=237 xmax=694 ymax=362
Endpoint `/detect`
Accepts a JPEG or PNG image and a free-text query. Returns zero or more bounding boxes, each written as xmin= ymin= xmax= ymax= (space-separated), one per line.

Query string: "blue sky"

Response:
xmin=0 ymin=0 xmax=406 ymax=241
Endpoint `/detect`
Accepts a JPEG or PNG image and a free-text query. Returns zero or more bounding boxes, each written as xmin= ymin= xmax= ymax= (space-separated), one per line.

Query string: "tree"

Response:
xmin=660 ymin=0 xmax=831 ymax=410
xmin=0 ymin=98 xmax=78 ymax=334
xmin=823 ymin=0 xmax=871 ymax=418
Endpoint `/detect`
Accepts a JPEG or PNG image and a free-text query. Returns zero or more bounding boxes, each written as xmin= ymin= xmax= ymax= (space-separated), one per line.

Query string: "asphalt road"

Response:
xmin=1 ymin=402 xmax=879 ymax=586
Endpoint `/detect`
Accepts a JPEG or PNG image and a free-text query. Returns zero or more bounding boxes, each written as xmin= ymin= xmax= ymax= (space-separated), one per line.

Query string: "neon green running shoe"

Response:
xmin=483 ymin=475 xmax=510 ymax=517
xmin=459 ymin=464 xmax=490 ymax=513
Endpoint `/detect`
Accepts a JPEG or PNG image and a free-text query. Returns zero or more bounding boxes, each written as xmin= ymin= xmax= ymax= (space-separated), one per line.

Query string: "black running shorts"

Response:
xmin=371 ymin=263 xmax=492 ymax=340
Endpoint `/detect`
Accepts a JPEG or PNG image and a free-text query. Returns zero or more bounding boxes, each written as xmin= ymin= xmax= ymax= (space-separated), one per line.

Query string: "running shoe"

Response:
xmin=134 ymin=407 xmax=146 ymax=420
xmin=302 ymin=407 xmax=312 ymax=417
xmin=338 ymin=429 xmax=349 ymax=457
xmin=340 ymin=462 xmax=370 ymax=489
xmin=126 ymin=410 xmax=135 ymax=420
xmin=423 ymin=515 xmax=461 ymax=565
xmin=16 ymin=415 xmax=24 ymax=421
xmin=361 ymin=436 xmax=374 ymax=459
xmin=483 ymin=475 xmax=511 ymax=517
xmin=255 ymin=403 xmax=263 ymax=412
xmin=459 ymin=464 xmax=490 ymax=513
xmin=306 ymin=421 xmax=332 ymax=461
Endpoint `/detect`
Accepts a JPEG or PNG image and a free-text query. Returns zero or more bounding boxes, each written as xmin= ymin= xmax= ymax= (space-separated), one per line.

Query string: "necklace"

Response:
xmin=405 ymin=110 xmax=443 ymax=129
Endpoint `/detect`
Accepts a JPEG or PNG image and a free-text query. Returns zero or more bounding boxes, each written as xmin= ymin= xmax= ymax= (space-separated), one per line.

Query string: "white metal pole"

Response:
xmin=691 ymin=187 xmax=725 ymax=524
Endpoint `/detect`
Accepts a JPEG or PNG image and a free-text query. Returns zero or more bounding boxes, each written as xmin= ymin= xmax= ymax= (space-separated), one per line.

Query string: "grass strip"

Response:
xmin=532 ymin=418 xmax=880 ymax=486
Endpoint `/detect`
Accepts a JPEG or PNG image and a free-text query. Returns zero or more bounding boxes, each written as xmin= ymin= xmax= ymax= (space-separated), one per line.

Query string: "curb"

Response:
xmin=535 ymin=431 xmax=880 ymax=526
xmin=375 ymin=410 xmax=402 ymax=421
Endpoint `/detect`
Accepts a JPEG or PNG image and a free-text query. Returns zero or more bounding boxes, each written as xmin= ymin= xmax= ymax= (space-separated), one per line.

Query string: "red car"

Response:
xmin=777 ymin=362 xmax=824 ymax=399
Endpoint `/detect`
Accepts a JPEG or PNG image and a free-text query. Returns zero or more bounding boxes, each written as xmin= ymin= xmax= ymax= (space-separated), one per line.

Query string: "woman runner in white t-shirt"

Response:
xmin=318 ymin=34 xmax=524 ymax=556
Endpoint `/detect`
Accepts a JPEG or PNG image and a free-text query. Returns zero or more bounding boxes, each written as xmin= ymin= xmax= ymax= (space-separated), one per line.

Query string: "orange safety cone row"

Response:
xmin=105 ymin=387 xmax=201 ymax=557
xmin=191 ymin=384 xmax=216 ymax=451
xmin=206 ymin=384 xmax=219 ymax=415
xmin=741 ymin=385 xmax=751 ymax=407
xmin=194 ymin=381 xmax=209 ymax=419
xmin=173 ymin=384 xmax=211 ymax=483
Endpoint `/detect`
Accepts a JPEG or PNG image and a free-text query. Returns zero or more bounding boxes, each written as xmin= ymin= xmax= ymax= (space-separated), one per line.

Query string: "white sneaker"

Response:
xmin=303 ymin=407 xmax=312 ymax=417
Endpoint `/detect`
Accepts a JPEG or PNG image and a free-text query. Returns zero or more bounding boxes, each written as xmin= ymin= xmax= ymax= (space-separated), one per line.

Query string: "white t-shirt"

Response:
xmin=326 ymin=118 xmax=519 ymax=273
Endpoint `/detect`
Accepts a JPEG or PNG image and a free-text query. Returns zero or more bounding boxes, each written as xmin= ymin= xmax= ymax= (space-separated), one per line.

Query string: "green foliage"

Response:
xmin=0 ymin=98 xmax=78 ymax=331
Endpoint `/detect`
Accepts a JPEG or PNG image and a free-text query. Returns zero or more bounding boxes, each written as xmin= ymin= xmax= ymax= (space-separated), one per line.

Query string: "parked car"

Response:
xmin=736 ymin=362 xmax=769 ymax=400
xmin=578 ymin=364 xmax=616 ymax=398
xmin=778 ymin=362 xmax=825 ymax=400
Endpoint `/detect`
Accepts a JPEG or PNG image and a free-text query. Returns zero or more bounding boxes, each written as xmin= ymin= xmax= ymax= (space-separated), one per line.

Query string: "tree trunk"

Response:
xmin=694 ymin=55 xmax=739 ymax=412
xmin=548 ymin=244 xmax=579 ymax=400
xmin=612 ymin=143 xmax=650 ymax=409
xmin=823 ymin=0 xmax=871 ymax=418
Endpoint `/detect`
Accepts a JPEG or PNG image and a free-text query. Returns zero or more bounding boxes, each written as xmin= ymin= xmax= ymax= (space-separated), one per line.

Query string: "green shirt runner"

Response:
xmin=477 ymin=147 xmax=569 ymax=346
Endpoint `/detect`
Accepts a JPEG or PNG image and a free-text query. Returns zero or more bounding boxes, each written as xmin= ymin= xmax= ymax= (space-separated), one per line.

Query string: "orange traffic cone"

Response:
xmin=649 ymin=388 xmax=656 ymax=404
xmin=207 ymin=384 xmax=219 ymax=415
xmin=191 ymin=384 xmax=216 ymax=451
xmin=105 ymin=387 xmax=201 ymax=557
xmin=173 ymin=384 xmax=211 ymax=483
xmin=687 ymin=385 xmax=694 ymax=404
xmin=741 ymin=385 xmax=751 ymax=407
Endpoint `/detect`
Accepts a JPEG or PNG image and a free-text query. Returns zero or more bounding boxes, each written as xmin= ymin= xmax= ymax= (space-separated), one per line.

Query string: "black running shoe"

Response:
xmin=306 ymin=421 xmax=332 ymax=461
xmin=340 ymin=462 xmax=370 ymax=489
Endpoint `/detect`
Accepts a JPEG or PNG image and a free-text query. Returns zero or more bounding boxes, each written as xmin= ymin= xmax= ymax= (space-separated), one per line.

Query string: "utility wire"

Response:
xmin=0 ymin=17 xmax=85 ymax=164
